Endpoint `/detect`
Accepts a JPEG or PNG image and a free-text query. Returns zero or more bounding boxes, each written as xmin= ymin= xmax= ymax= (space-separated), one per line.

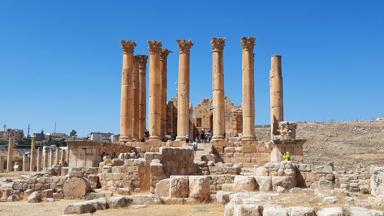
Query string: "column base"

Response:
xmin=149 ymin=135 xmax=160 ymax=141
xmin=119 ymin=136 xmax=132 ymax=143
xmin=211 ymin=135 xmax=225 ymax=141
xmin=241 ymin=136 xmax=257 ymax=141
xmin=175 ymin=136 xmax=186 ymax=141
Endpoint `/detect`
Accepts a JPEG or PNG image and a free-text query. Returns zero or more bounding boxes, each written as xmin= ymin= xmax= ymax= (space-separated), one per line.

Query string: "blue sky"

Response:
xmin=0 ymin=0 xmax=383 ymax=136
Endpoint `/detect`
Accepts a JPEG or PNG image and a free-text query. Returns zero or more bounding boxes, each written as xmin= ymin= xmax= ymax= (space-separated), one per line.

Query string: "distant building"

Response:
xmin=46 ymin=132 xmax=68 ymax=139
xmin=110 ymin=134 xmax=120 ymax=143
xmin=88 ymin=132 xmax=114 ymax=142
xmin=0 ymin=129 xmax=24 ymax=142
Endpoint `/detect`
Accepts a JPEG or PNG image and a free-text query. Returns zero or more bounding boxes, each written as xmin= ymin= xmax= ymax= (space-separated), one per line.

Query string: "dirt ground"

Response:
xmin=0 ymin=200 xmax=224 ymax=216
xmin=256 ymin=120 xmax=384 ymax=169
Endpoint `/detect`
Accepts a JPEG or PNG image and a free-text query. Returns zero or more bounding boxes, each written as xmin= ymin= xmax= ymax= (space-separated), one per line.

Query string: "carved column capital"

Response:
xmin=177 ymin=40 xmax=193 ymax=54
xmin=148 ymin=41 xmax=162 ymax=55
xmin=136 ymin=55 xmax=148 ymax=67
xmin=160 ymin=48 xmax=171 ymax=61
xmin=241 ymin=37 xmax=256 ymax=51
xmin=211 ymin=38 xmax=225 ymax=52
xmin=121 ymin=40 xmax=136 ymax=54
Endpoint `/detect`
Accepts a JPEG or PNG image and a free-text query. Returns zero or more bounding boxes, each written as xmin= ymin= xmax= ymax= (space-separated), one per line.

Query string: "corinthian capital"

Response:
xmin=136 ymin=55 xmax=148 ymax=66
xmin=148 ymin=41 xmax=162 ymax=55
xmin=241 ymin=37 xmax=256 ymax=51
xmin=211 ymin=38 xmax=225 ymax=52
xmin=160 ymin=48 xmax=171 ymax=61
xmin=177 ymin=40 xmax=193 ymax=54
xmin=121 ymin=40 xmax=136 ymax=54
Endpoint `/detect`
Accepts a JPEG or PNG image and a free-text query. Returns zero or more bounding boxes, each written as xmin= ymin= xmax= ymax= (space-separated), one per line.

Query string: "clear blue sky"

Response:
xmin=0 ymin=0 xmax=383 ymax=136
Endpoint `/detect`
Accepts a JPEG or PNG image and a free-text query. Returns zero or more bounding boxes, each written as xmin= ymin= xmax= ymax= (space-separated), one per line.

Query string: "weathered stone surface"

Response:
xmin=108 ymin=196 xmax=130 ymax=208
xmin=126 ymin=194 xmax=161 ymax=205
xmin=317 ymin=207 xmax=345 ymax=216
xmin=216 ymin=191 xmax=233 ymax=204
xmin=255 ymin=176 xmax=272 ymax=192
xmin=154 ymin=179 xmax=170 ymax=197
xmin=189 ymin=176 xmax=210 ymax=201
xmin=169 ymin=176 xmax=189 ymax=198
xmin=234 ymin=203 xmax=263 ymax=216
xmin=224 ymin=202 xmax=235 ymax=216
xmin=160 ymin=147 xmax=197 ymax=176
xmin=233 ymin=176 xmax=257 ymax=192
xmin=64 ymin=200 xmax=98 ymax=214
xmin=63 ymin=177 xmax=91 ymax=198
xmin=222 ymin=183 xmax=234 ymax=192
xmin=289 ymin=207 xmax=316 ymax=216
xmin=371 ymin=167 xmax=384 ymax=198
xmin=272 ymin=176 xmax=296 ymax=192
xmin=263 ymin=205 xmax=288 ymax=216
xmin=255 ymin=166 xmax=268 ymax=176
xmin=27 ymin=191 xmax=42 ymax=203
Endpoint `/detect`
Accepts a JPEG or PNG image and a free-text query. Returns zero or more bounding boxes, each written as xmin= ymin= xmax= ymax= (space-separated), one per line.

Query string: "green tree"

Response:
xmin=70 ymin=129 xmax=77 ymax=137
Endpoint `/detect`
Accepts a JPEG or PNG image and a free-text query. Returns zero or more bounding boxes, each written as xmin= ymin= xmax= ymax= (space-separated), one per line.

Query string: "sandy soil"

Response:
xmin=0 ymin=200 xmax=224 ymax=216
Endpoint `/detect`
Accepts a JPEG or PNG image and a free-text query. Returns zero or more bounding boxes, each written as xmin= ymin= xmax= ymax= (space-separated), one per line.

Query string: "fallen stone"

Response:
xmin=108 ymin=196 xmax=129 ymax=208
xmin=27 ymin=191 xmax=42 ymax=203
xmin=189 ymin=176 xmax=210 ymax=201
xmin=216 ymin=191 xmax=233 ymax=204
xmin=234 ymin=203 xmax=263 ymax=216
xmin=317 ymin=207 xmax=345 ymax=216
xmin=255 ymin=176 xmax=272 ymax=192
xmin=289 ymin=206 xmax=316 ymax=216
xmin=169 ymin=176 xmax=189 ymax=198
xmin=154 ymin=178 xmax=170 ymax=197
xmin=224 ymin=202 xmax=235 ymax=216
xmin=233 ymin=176 xmax=257 ymax=192
xmin=263 ymin=205 xmax=288 ymax=216
xmin=126 ymin=194 xmax=161 ymax=205
xmin=63 ymin=177 xmax=91 ymax=199
xmin=64 ymin=201 xmax=97 ymax=214
xmin=272 ymin=176 xmax=296 ymax=192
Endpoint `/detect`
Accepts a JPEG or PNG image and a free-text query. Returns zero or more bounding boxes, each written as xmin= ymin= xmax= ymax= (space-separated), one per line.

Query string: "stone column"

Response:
xmin=49 ymin=148 xmax=54 ymax=168
xmin=0 ymin=156 xmax=4 ymax=173
xmin=241 ymin=37 xmax=257 ymax=141
xmin=22 ymin=154 xmax=28 ymax=172
xmin=30 ymin=135 xmax=37 ymax=171
xmin=137 ymin=55 xmax=148 ymax=141
xmin=6 ymin=136 xmax=14 ymax=172
xmin=36 ymin=147 xmax=41 ymax=171
xmin=270 ymin=55 xmax=284 ymax=137
xmin=55 ymin=148 xmax=60 ymax=165
xmin=176 ymin=40 xmax=193 ymax=141
xmin=132 ymin=56 xmax=140 ymax=140
xmin=148 ymin=41 xmax=162 ymax=140
xmin=119 ymin=40 xmax=136 ymax=143
xmin=160 ymin=48 xmax=171 ymax=137
xmin=60 ymin=149 xmax=66 ymax=165
xmin=211 ymin=38 xmax=226 ymax=141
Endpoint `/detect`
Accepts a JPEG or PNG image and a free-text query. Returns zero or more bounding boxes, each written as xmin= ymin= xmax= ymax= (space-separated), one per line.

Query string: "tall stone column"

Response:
xmin=270 ymin=55 xmax=284 ymax=137
xmin=6 ymin=136 xmax=14 ymax=172
xmin=241 ymin=37 xmax=257 ymax=141
xmin=148 ymin=41 xmax=163 ymax=140
xmin=211 ymin=38 xmax=226 ymax=141
xmin=160 ymin=48 xmax=171 ymax=137
xmin=60 ymin=149 xmax=66 ymax=165
xmin=176 ymin=40 xmax=193 ymax=141
xmin=49 ymin=148 xmax=54 ymax=168
xmin=36 ymin=147 xmax=41 ymax=171
xmin=137 ymin=55 xmax=148 ymax=141
xmin=55 ymin=148 xmax=60 ymax=165
xmin=22 ymin=154 xmax=28 ymax=172
xmin=132 ymin=56 xmax=140 ymax=140
xmin=120 ymin=40 xmax=136 ymax=143
xmin=30 ymin=135 xmax=37 ymax=171
xmin=0 ymin=156 xmax=4 ymax=173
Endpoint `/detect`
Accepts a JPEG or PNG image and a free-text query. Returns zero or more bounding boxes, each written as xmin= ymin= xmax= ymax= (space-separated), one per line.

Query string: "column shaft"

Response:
xmin=6 ymin=136 xmax=14 ymax=172
xmin=148 ymin=41 xmax=162 ymax=140
xmin=160 ymin=49 xmax=170 ymax=137
xmin=241 ymin=37 xmax=257 ymax=141
xmin=211 ymin=38 xmax=226 ymax=141
xmin=36 ymin=147 xmax=41 ymax=171
xmin=120 ymin=40 xmax=136 ymax=143
xmin=137 ymin=55 xmax=148 ymax=141
xmin=30 ymin=136 xmax=36 ymax=171
xmin=270 ymin=55 xmax=284 ymax=137
xmin=0 ymin=156 xmax=4 ymax=173
xmin=132 ymin=56 xmax=140 ymax=140
xmin=176 ymin=40 xmax=193 ymax=140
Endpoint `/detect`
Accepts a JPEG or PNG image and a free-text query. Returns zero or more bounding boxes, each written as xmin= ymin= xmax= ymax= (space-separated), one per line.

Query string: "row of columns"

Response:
xmin=119 ymin=37 xmax=284 ymax=142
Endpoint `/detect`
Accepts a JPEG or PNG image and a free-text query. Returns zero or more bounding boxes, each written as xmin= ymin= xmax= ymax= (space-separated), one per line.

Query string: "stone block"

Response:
xmin=317 ymin=207 xmax=345 ymax=216
xmin=234 ymin=204 xmax=263 ymax=216
xmin=289 ymin=207 xmax=316 ymax=216
xmin=169 ymin=176 xmax=189 ymax=198
xmin=27 ymin=191 xmax=42 ymax=203
xmin=154 ymin=179 xmax=170 ymax=197
xmin=233 ymin=176 xmax=257 ymax=192
xmin=63 ymin=177 xmax=91 ymax=199
xmin=272 ymin=176 xmax=296 ymax=192
xmin=263 ymin=205 xmax=288 ymax=216
xmin=216 ymin=191 xmax=233 ymax=204
xmin=189 ymin=176 xmax=210 ymax=201
xmin=108 ymin=196 xmax=130 ymax=208
xmin=255 ymin=176 xmax=272 ymax=192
